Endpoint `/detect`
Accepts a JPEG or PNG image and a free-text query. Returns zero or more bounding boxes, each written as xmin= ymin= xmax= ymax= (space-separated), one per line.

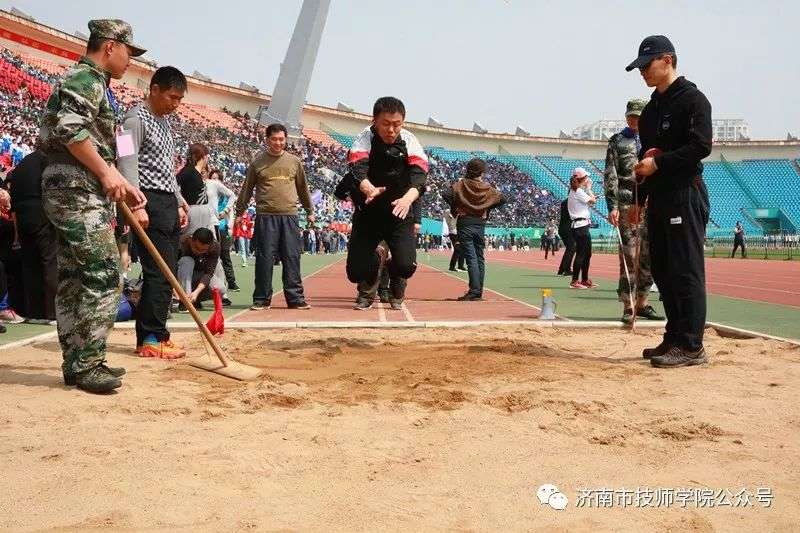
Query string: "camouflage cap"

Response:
xmin=625 ymin=98 xmax=647 ymax=117
xmin=88 ymin=19 xmax=146 ymax=57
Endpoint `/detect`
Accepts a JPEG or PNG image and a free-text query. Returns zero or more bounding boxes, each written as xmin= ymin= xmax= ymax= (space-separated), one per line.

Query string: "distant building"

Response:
xmin=571 ymin=118 xmax=751 ymax=141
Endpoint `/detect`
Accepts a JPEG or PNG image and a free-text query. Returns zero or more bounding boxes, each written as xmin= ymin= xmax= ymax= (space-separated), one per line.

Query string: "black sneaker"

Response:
xmin=64 ymin=363 xmax=126 ymax=386
xmin=642 ymin=341 xmax=672 ymax=360
xmin=288 ymin=301 xmax=311 ymax=310
xmin=0 ymin=323 xmax=5 ymax=334
xmin=222 ymin=297 xmax=232 ymax=307
xmin=353 ymin=297 xmax=374 ymax=310
xmin=250 ymin=301 xmax=271 ymax=310
xmin=229 ymin=284 xmax=241 ymax=292
xmin=651 ymin=346 xmax=707 ymax=368
xmin=637 ymin=305 xmax=664 ymax=320
xmin=74 ymin=366 xmax=122 ymax=393
xmin=177 ymin=301 xmax=202 ymax=313
xmin=389 ymin=299 xmax=404 ymax=310
xmin=621 ymin=308 xmax=634 ymax=324
xmin=457 ymin=293 xmax=483 ymax=301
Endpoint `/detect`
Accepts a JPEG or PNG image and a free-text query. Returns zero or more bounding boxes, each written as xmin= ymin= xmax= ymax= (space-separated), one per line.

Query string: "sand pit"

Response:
xmin=1 ymin=325 xmax=798 ymax=531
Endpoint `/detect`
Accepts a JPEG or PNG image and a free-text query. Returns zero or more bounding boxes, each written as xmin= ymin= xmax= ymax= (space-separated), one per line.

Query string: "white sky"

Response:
xmin=4 ymin=0 xmax=798 ymax=139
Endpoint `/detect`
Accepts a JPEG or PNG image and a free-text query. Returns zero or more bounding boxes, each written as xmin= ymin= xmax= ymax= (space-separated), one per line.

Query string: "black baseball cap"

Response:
xmin=625 ymin=35 xmax=675 ymax=72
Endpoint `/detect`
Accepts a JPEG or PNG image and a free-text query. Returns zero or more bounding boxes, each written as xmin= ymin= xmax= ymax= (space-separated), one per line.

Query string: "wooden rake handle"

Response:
xmin=118 ymin=202 xmax=229 ymax=367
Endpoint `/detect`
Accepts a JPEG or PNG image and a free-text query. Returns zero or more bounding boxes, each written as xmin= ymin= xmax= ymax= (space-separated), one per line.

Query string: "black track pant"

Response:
xmin=731 ymin=238 xmax=746 ymax=258
xmin=648 ymin=182 xmax=710 ymax=351
xmin=570 ymin=226 xmax=591 ymax=283
xmin=135 ymin=190 xmax=180 ymax=346
xmin=346 ymin=210 xmax=417 ymax=285
xmin=557 ymin=231 xmax=575 ymax=274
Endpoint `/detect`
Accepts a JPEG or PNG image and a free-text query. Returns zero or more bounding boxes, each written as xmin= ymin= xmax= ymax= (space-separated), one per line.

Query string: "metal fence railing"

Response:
xmin=580 ymin=233 xmax=800 ymax=260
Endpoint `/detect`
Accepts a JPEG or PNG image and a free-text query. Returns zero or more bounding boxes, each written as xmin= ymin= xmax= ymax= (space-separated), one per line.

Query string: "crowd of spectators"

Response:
xmin=0 ymin=45 xmax=561 ymax=231
xmin=424 ymin=155 xmax=559 ymax=228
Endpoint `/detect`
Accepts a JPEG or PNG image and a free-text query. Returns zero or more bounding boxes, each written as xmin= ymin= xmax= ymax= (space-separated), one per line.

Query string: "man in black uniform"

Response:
xmin=627 ymin=35 xmax=712 ymax=368
xmin=345 ymin=97 xmax=428 ymax=310
xmin=731 ymin=221 xmax=746 ymax=258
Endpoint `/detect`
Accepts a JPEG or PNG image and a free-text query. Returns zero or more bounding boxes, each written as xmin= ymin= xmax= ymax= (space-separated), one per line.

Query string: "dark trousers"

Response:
xmin=648 ymin=183 xmax=710 ymax=351
xmin=253 ymin=214 xmax=304 ymax=305
xmin=0 ymin=258 xmax=5 ymax=302
xmin=448 ymin=233 xmax=465 ymax=270
xmin=346 ymin=210 xmax=417 ymax=286
xmin=217 ymin=227 xmax=237 ymax=287
xmin=544 ymin=237 xmax=555 ymax=259
xmin=458 ymin=223 xmax=486 ymax=296
xmin=135 ymin=190 xmax=180 ymax=346
xmin=557 ymin=231 xmax=575 ymax=274
xmin=731 ymin=238 xmax=746 ymax=258
xmin=19 ymin=223 xmax=58 ymax=320
xmin=571 ymin=226 xmax=591 ymax=283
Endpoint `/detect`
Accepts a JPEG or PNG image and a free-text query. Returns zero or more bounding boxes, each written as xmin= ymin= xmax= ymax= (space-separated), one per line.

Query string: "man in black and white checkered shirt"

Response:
xmin=117 ymin=66 xmax=190 ymax=359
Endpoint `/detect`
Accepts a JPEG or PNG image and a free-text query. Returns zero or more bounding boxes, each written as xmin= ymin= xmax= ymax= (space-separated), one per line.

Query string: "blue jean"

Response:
xmin=237 ymin=237 xmax=250 ymax=260
xmin=457 ymin=223 xmax=485 ymax=296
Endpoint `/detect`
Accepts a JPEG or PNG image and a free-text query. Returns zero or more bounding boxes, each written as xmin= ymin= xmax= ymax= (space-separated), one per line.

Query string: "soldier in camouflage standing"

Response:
xmin=37 ymin=19 xmax=147 ymax=393
xmin=604 ymin=99 xmax=663 ymax=324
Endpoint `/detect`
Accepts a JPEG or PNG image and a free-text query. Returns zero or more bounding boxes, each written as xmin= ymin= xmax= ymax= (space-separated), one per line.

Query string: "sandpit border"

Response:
xmin=3 ymin=320 xmax=797 ymax=352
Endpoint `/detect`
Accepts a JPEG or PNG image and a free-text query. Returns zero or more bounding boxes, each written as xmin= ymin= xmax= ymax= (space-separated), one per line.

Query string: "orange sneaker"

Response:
xmin=139 ymin=339 xmax=186 ymax=359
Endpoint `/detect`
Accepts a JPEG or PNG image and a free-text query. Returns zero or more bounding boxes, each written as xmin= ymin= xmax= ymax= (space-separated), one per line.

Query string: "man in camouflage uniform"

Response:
xmin=37 ymin=19 xmax=147 ymax=393
xmin=604 ymin=98 xmax=663 ymax=324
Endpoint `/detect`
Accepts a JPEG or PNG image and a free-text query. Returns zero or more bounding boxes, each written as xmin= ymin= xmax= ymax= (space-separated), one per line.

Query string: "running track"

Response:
xmin=233 ymin=259 xmax=542 ymax=323
xmin=477 ymin=250 xmax=800 ymax=308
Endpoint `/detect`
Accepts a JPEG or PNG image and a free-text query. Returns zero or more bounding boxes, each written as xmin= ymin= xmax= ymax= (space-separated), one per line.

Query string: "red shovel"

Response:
xmin=206 ymin=288 xmax=225 ymax=336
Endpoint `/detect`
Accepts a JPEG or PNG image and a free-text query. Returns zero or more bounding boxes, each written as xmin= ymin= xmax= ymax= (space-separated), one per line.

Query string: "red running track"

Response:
xmin=232 ymin=259 xmax=541 ymax=323
xmin=472 ymin=249 xmax=800 ymax=308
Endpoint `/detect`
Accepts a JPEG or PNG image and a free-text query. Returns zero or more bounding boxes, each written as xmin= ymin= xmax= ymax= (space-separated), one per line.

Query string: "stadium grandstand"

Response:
xmin=1 ymin=8 xmax=799 ymax=240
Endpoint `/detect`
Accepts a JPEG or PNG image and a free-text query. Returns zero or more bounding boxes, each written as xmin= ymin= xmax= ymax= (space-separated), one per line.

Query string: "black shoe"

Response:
xmin=178 ymin=301 xmax=203 ymax=313
xmin=651 ymin=346 xmax=707 ymax=368
xmin=621 ymin=308 xmax=634 ymax=324
xmin=0 ymin=323 xmax=5 ymax=334
xmin=288 ymin=301 xmax=311 ymax=310
xmin=449 ymin=268 xmax=458 ymax=272
xmin=250 ymin=301 xmax=271 ymax=310
xmin=64 ymin=363 xmax=126 ymax=386
xmin=177 ymin=301 xmax=201 ymax=313
xmin=642 ymin=341 xmax=672 ymax=360
xmin=637 ymin=305 xmax=664 ymax=320
xmin=378 ymin=289 xmax=391 ymax=304
xmin=457 ymin=293 xmax=483 ymax=301
xmin=389 ymin=299 xmax=404 ymax=310
xmin=229 ymin=284 xmax=241 ymax=292
xmin=353 ymin=297 xmax=374 ymax=310
xmin=222 ymin=297 xmax=232 ymax=307
xmin=73 ymin=366 xmax=122 ymax=393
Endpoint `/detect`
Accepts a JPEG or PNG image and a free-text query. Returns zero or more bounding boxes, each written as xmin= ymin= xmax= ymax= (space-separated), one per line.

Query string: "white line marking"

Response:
xmin=0 ymin=330 xmax=58 ymax=351
xmin=377 ymin=302 xmax=387 ymax=322
xmin=401 ymin=302 xmax=415 ymax=322
xmin=423 ymin=261 xmax=571 ymax=321
xmin=227 ymin=256 xmax=345 ymax=321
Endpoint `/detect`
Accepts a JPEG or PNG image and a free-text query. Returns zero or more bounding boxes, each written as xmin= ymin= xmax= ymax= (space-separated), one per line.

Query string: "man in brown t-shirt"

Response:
xmin=234 ymin=123 xmax=314 ymax=310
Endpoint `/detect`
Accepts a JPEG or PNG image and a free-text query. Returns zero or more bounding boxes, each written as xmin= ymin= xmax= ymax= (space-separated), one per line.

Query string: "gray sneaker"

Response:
xmin=642 ymin=342 xmax=672 ymax=359
xmin=353 ymin=297 xmax=374 ymax=310
xmin=389 ymin=299 xmax=404 ymax=311
xmin=651 ymin=346 xmax=707 ymax=368
xmin=74 ymin=366 xmax=123 ymax=393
